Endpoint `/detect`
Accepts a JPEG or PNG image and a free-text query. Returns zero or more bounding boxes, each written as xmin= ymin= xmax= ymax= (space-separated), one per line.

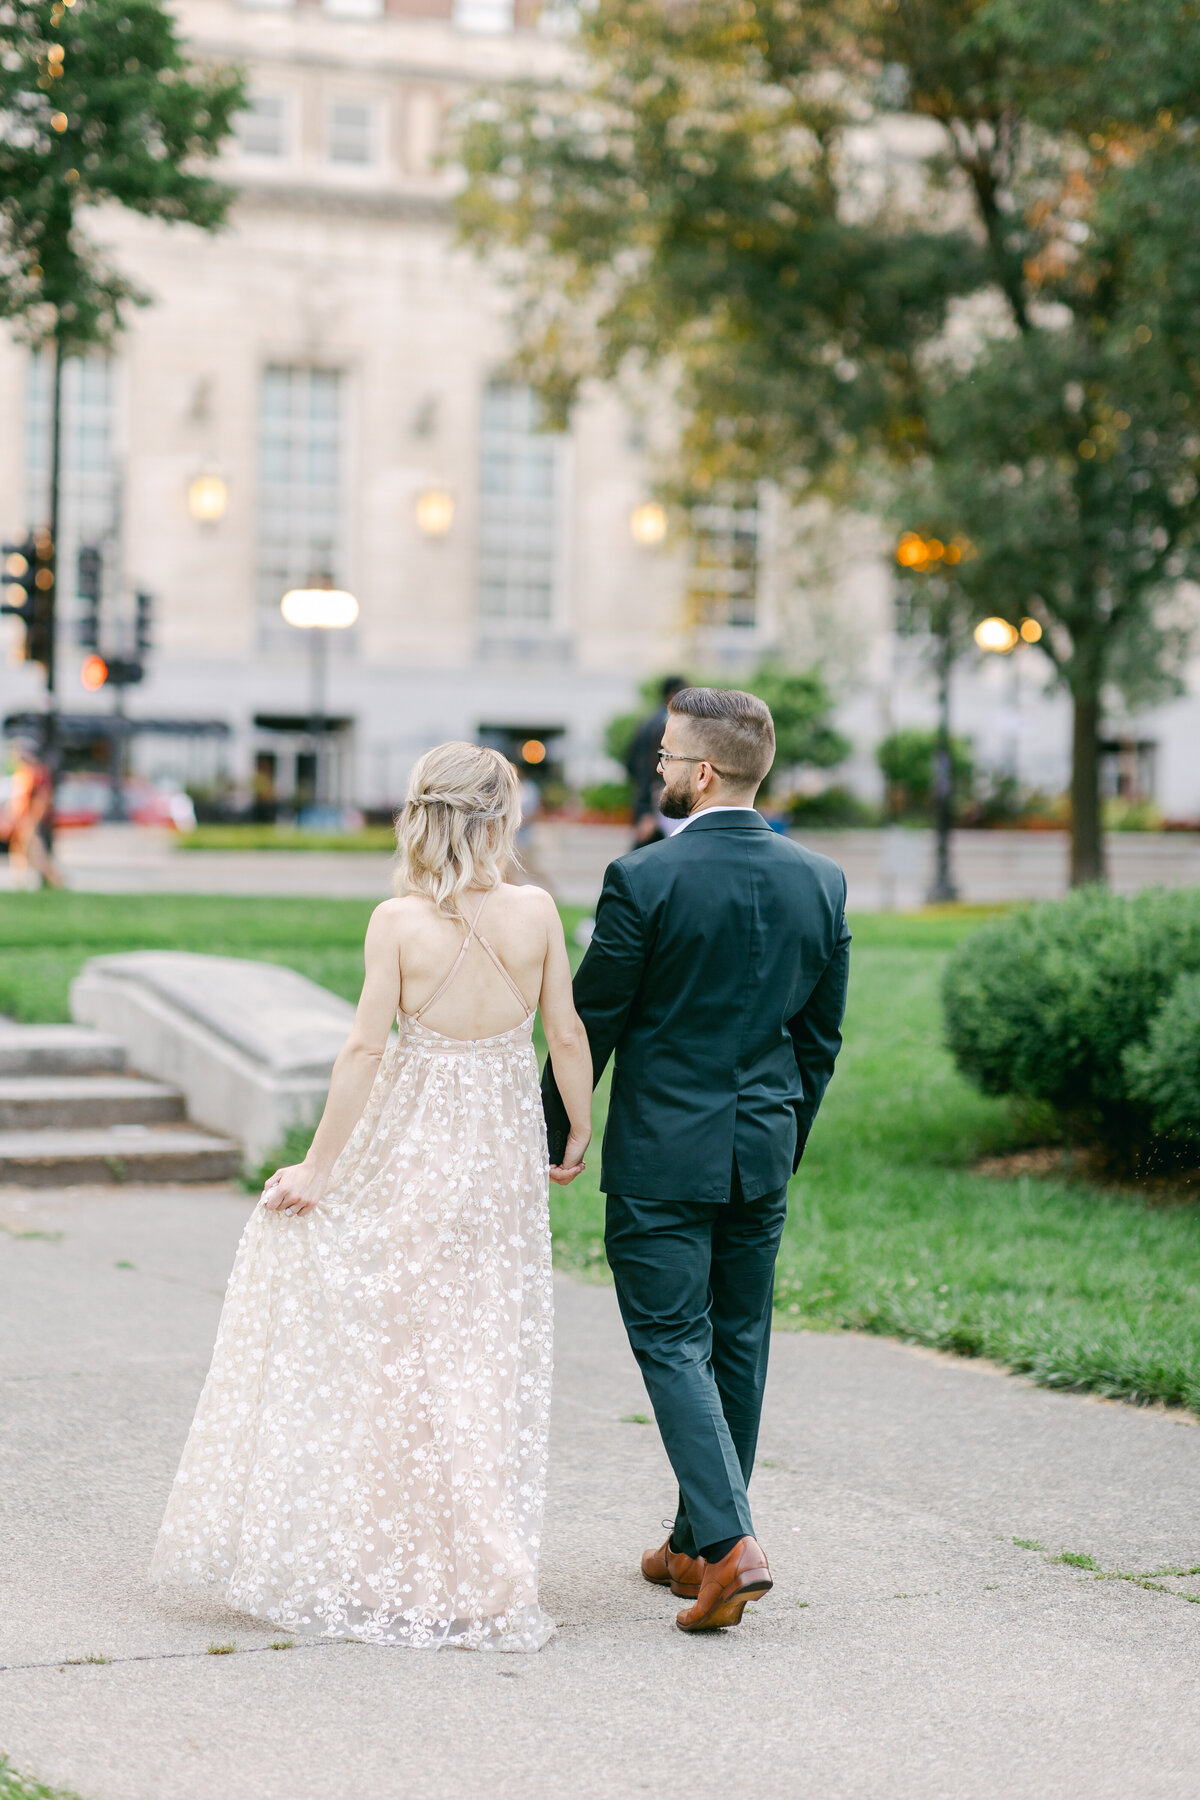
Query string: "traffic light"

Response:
xmin=77 ymin=545 xmax=102 ymax=649
xmin=135 ymin=590 xmax=153 ymax=659
xmin=80 ymin=654 xmax=142 ymax=690
xmin=2 ymin=540 xmax=35 ymax=629
xmin=1 ymin=530 xmax=54 ymax=667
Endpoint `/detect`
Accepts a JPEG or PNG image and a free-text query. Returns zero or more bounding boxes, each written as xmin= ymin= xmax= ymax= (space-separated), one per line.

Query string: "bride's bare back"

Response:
xmin=390 ymin=883 xmax=552 ymax=1042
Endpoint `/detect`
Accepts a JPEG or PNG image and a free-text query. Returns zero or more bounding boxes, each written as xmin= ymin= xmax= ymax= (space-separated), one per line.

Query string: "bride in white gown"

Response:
xmin=150 ymin=743 xmax=593 ymax=1651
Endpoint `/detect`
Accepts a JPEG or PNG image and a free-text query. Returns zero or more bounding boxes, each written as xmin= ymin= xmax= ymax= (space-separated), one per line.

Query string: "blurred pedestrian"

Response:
xmin=8 ymin=743 xmax=63 ymax=889
xmin=626 ymin=674 xmax=688 ymax=846
xmin=513 ymin=773 xmax=549 ymax=887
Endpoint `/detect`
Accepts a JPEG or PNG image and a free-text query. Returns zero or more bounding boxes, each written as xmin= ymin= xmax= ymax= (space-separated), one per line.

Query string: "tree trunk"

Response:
xmin=1070 ymin=684 xmax=1105 ymax=887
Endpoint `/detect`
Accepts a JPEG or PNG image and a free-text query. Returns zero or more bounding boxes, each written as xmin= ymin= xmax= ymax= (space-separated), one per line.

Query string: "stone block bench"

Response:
xmin=70 ymin=952 xmax=354 ymax=1164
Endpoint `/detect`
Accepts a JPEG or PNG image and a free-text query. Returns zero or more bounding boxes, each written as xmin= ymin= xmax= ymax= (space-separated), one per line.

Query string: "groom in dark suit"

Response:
xmin=543 ymin=686 xmax=850 ymax=1632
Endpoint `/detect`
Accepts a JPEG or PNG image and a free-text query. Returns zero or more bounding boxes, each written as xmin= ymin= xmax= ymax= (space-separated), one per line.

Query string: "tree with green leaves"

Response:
xmin=458 ymin=0 xmax=1200 ymax=885
xmin=0 ymin=0 xmax=242 ymax=741
xmin=876 ymin=726 xmax=974 ymax=820
xmin=604 ymin=665 xmax=848 ymax=791
xmin=879 ymin=0 xmax=1200 ymax=883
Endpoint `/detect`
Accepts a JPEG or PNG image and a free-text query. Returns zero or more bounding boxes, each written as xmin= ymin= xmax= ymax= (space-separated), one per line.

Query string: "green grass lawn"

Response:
xmin=0 ymin=892 xmax=376 ymax=1024
xmin=0 ymin=1758 xmax=84 ymax=1800
xmin=179 ymin=825 xmax=397 ymax=852
xmin=4 ymin=892 xmax=1200 ymax=1412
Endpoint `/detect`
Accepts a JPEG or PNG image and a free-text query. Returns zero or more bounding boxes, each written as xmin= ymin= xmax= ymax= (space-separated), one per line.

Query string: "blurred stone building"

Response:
xmin=0 ymin=0 xmax=1195 ymax=818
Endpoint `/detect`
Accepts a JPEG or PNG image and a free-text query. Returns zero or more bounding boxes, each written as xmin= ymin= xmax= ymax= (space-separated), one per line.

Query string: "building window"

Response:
xmin=25 ymin=353 xmax=121 ymax=618
xmin=238 ymin=94 xmax=289 ymax=159
xmin=454 ymin=0 xmax=514 ymax=31
xmin=477 ymin=381 xmax=565 ymax=627
xmin=328 ymin=100 xmax=376 ymax=166
xmin=686 ymin=496 xmax=759 ymax=629
xmin=257 ymin=367 xmax=345 ymax=634
xmin=1100 ymin=738 xmax=1157 ymax=803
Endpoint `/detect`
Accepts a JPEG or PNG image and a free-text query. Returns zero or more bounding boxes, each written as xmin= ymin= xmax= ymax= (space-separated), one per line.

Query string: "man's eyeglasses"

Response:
xmin=658 ymin=747 xmax=740 ymax=781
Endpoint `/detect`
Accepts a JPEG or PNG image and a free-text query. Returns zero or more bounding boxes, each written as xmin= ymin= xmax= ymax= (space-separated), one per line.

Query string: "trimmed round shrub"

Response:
xmin=1125 ymin=973 xmax=1200 ymax=1143
xmin=942 ymin=887 xmax=1200 ymax=1147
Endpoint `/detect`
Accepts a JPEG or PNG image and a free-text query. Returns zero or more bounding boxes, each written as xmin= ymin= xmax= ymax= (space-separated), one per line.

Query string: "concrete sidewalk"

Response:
xmin=2 ymin=1184 xmax=1199 ymax=1800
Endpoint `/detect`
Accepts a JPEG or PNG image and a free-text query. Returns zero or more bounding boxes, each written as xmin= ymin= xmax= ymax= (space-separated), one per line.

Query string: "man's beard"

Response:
xmin=659 ymin=780 xmax=697 ymax=820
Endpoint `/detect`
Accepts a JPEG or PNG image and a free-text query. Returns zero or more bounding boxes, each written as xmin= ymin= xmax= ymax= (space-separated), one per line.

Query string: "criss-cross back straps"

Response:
xmin=411 ymin=889 xmax=533 ymax=1025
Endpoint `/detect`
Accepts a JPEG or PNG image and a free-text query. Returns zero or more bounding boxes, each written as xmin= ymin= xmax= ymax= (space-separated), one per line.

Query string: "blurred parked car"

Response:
xmin=50 ymin=775 xmax=196 ymax=831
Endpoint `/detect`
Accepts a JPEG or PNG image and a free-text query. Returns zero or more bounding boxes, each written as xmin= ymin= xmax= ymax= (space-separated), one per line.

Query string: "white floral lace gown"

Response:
xmin=151 ymin=900 xmax=555 ymax=1652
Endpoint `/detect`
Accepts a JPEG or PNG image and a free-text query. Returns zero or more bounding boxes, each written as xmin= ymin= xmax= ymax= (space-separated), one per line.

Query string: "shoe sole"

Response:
xmin=676 ymin=1577 xmax=773 ymax=1632
xmin=643 ymin=1569 xmax=702 ymax=1600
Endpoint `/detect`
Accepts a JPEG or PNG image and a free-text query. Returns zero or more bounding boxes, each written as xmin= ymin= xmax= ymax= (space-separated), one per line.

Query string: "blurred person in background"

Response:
xmin=514 ymin=771 xmax=548 ymax=888
xmin=7 ymin=743 xmax=62 ymax=889
xmin=626 ymin=674 xmax=688 ymax=847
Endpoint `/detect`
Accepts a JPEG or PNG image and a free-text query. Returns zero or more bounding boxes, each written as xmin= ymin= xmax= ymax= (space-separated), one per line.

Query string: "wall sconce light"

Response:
xmin=188 ymin=473 xmax=228 ymax=524
xmin=415 ymin=489 xmax=454 ymax=537
xmin=630 ymin=502 xmax=668 ymax=546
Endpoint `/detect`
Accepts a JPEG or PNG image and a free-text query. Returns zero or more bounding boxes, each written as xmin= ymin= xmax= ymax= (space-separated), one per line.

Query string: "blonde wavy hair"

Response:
xmin=394 ymin=741 xmax=521 ymax=915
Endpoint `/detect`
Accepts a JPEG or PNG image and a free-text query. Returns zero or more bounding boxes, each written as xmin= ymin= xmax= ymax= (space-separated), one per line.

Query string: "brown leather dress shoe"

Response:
xmin=641 ymin=1537 xmax=705 ymax=1600
xmin=675 ymin=1536 xmax=772 ymax=1632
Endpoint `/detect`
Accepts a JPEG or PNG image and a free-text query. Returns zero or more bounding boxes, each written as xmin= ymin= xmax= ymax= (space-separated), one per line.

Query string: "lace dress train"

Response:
xmin=150 ymin=966 xmax=555 ymax=1651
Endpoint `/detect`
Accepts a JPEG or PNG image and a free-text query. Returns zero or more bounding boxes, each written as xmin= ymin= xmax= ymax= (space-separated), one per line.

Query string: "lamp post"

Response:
xmin=974 ymin=615 xmax=1043 ymax=782
xmin=895 ymin=530 xmax=972 ymax=904
xmin=280 ymin=583 xmax=358 ymax=814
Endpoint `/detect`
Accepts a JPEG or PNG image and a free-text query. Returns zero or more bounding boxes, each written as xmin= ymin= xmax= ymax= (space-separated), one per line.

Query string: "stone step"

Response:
xmin=0 ymin=1075 xmax=185 ymax=1131
xmin=0 ymin=1022 xmax=126 ymax=1077
xmin=0 ymin=1125 xmax=243 ymax=1187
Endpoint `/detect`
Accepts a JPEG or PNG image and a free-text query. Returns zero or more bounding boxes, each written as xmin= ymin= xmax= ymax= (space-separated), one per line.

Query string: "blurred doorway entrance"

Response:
xmin=253 ymin=714 xmax=354 ymax=821
xmin=477 ymin=724 xmax=565 ymax=796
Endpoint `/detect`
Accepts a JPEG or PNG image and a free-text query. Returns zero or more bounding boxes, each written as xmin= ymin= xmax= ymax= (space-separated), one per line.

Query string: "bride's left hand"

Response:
xmin=261 ymin=1160 xmax=326 ymax=1217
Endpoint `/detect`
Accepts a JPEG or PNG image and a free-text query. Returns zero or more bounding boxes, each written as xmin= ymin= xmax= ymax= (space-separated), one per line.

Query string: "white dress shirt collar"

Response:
xmin=672 ymin=804 xmax=760 ymax=833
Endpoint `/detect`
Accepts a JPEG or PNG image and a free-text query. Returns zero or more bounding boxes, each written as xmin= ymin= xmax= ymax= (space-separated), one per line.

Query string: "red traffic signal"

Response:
xmin=81 ymin=654 xmax=108 ymax=690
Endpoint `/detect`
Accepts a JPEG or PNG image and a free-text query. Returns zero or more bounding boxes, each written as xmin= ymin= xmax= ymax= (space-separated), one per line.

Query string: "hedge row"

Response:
xmin=942 ymin=887 xmax=1200 ymax=1160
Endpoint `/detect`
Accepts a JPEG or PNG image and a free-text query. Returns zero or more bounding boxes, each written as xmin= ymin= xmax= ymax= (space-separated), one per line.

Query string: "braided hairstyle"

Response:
xmin=394 ymin=741 xmax=521 ymax=915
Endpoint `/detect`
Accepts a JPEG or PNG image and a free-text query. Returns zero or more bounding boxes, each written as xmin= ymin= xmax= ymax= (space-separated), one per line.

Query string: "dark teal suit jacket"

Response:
xmin=542 ymin=810 xmax=850 ymax=1202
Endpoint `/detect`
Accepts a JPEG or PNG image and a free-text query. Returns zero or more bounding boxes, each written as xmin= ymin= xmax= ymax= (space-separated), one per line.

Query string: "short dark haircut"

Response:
xmin=661 ymin=674 xmax=688 ymax=701
xmin=668 ymin=687 xmax=775 ymax=787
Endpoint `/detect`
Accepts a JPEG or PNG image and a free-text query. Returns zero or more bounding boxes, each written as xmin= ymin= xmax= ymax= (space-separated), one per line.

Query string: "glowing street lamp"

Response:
xmin=894 ymin=527 xmax=974 ymax=904
xmin=974 ymin=615 xmax=1043 ymax=782
xmin=280 ymin=587 xmax=359 ymax=631
xmin=280 ymin=583 xmax=359 ymax=811
xmin=974 ymin=616 xmax=1020 ymax=654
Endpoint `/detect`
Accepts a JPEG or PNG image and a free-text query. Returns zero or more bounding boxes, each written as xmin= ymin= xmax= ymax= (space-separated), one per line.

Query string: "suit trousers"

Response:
xmin=604 ymin=1168 xmax=790 ymax=1558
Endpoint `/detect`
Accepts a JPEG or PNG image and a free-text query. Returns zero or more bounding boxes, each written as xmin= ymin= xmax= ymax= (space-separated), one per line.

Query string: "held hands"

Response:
xmin=549 ymin=1128 xmax=590 ymax=1188
xmin=261 ymin=1159 xmax=327 ymax=1218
